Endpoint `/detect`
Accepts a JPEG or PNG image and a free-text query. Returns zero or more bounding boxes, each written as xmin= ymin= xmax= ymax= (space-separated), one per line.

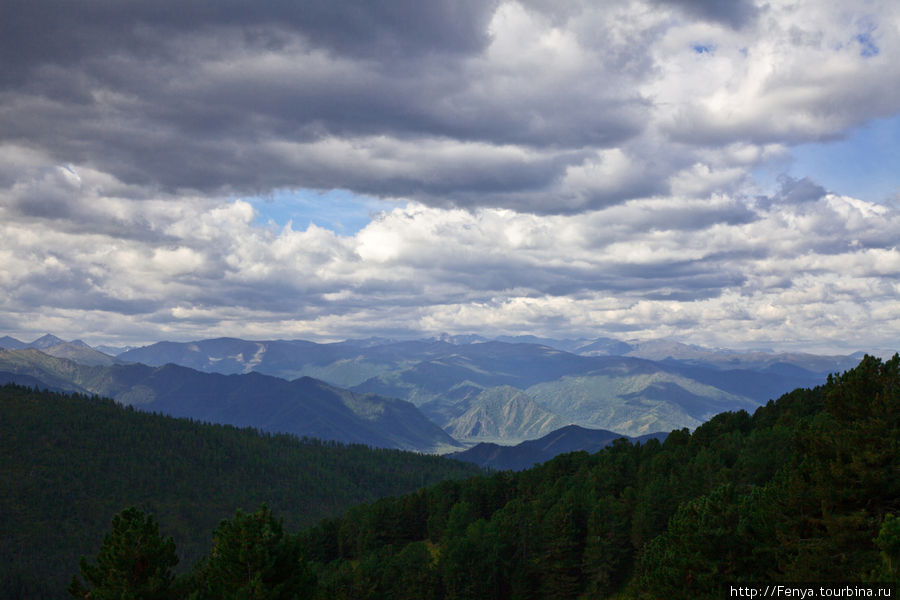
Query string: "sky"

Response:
xmin=1 ymin=0 xmax=898 ymax=353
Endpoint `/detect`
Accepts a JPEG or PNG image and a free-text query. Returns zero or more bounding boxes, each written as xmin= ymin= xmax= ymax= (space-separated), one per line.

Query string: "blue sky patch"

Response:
xmin=856 ymin=32 xmax=879 ymax=57
xmin=246 ymin=189 xmax=398 ymax=235
xmin=755 ymin=115 xmax=900 ymax=204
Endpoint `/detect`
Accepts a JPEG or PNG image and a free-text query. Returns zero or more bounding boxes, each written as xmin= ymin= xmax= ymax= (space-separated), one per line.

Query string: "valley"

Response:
xmin=0 ymin=333 xmax=860 ymax=450
xmin=4 ymin=352 xmax=894 ymax=598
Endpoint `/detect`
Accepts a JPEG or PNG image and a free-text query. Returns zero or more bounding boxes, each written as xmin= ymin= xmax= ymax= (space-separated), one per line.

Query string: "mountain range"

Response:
xmin=0 ymin=349 xmax=460 ymax=452
xmin=0 ymin=332 xmax=868 ymax=450
xmin=449 ymin=424 xmax=668 ymax=470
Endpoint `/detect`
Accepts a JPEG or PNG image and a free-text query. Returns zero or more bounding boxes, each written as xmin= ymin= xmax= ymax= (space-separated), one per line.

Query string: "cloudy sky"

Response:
xmin=1 ymin=0 xmax=898 ymax=352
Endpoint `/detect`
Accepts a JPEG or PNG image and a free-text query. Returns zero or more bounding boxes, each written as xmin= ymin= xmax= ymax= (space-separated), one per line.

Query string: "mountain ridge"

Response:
xmin=0 ymin=332 xmax=870 ymax=444
xmin=0 ymin=349 xmax=460 ymax=452
xmin=449 ymin=423 xmax=668 ymax=470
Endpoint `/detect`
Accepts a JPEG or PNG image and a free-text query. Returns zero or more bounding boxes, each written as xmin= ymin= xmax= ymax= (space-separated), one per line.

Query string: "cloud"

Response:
xmin=0 ymin=1 xmax=497 ymax=81
xmin=651 ymin=0 xmax=759 ymax=29
xmin=1 ymin=0 xmax=899 ymax=351
xmin=2 ymin=148 xmax=899 ymax=351
xmin=2 ymin=1 xmax=897 ymax=212
xmin=654 ymin=4 xmax=900 ymax=146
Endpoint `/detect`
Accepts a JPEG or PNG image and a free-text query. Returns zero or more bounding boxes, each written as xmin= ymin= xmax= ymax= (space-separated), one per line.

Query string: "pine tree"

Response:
xmin=69 ymin=507 xmax=178 ymax=600
xmin=192 ymin=505 xmax=314 ymax=600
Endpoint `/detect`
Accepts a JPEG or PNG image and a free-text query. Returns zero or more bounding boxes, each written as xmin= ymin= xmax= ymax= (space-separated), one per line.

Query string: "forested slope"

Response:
xmin=0 ymin=349 xmax=461 ymax=452
xmin=293 ymin=354 xmax=899 ymax=599
xmin=52 ymin=355 xmax=900 ymax=599
xmin=0 ymin=384 xmax=481 ymax=599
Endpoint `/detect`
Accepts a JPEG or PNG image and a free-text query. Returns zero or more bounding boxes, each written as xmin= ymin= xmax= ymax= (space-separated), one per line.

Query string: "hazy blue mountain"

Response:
xmin=355 ymin=350 xmax=767 ymax=437
xmin=102 ymin=334 xmax=870 ymax=444
xmin=658 ymin=361 xmax=827 ymax=404
xmin=42 ymin=342 xmax=119 ymax=366
xmin=0 ymin=335 xmax=26 ymax=349
xmin=449 ymin=424 xmax=668 ymax=470
xmin=491 ymin=335 xmax=586 ymax=352
xmin=117 ymin=337 xmax=308 ymax=374
xmin=25 ymin=333 xmax=67 ymax=349
xmin=0 ymin=349 xmax=94 ymax=392
xmin=1 ymin=336 xmax=119 ymax=366
xmin=115 ymin=335 xmax=859 ymax=390
xmin=340 ymin=336 xmax=407 ymax=347
xmin=572 ymin=336 xmax=635 ymax=355
xmin=117 ymin=337 xmax=459 ymax=386
xmin=623 ymin=339 xmax=859 ymax=374
xmin=0 ymin=370 xmax=61 ymax=390
xmin=492 ymin=335 xmax=636 ymax=355
xmin=94 ymin=344 xmax=136 ymax=355
xmin=0 ymin=349 xmax=461 ymax=452
xmin=351 ymin=341 xmax=602 ymax=402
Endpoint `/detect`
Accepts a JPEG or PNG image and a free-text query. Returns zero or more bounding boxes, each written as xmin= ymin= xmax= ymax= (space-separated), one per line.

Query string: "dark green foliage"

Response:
xmin=632 ymin=355 xmax=899 ymax=598
xmin=581 ymin=495 xmax=631 ymax=596
xmin=0 ymin=384 xmax=480 ymax=598
xmin=539 ymin=491 xmax=588 ymax=600
xmin=69 ymin=507 xmax=178 ymax=600
xmin=635 ymin=484 xmax=749 ymax=596
xmin=874 ymin=514 xmax=900 ymax=582
xmin=292 ymin=354 xmax=898 ymax=599
xmin=191 ymin=505 xmax=314 ymax=600
xmin=11 ymin=353 xmax=900 ymax=598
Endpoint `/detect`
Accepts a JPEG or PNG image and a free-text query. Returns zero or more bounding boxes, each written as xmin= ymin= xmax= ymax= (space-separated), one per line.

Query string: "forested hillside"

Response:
xmin=66 ymin=354 xmax=898 ymax=599
xmin=0 ymin=384 xmax=481 ymax=599
xmin=298 ymin=354 xmax=898 ymax=599
xmin=0 ymin=349 xmax=461 ymax=452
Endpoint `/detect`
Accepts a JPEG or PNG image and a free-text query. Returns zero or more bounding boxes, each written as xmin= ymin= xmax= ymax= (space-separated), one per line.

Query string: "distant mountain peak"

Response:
xmin=434 ymin=333 xmax=489 ymax=345
xmin=341 ymin=336 xmax=406 ymax=348
xmin=28 ymin=334 xmax=67 ymax=349
xmin=0 ymin=335 xmax=27 ymax=350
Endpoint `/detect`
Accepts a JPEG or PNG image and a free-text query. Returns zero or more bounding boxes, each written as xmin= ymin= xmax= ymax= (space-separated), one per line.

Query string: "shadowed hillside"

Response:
xmin=0 ymin=349 xmax=461 ymax=452
xmin=0 ymin=384 xmax=481 ymax=598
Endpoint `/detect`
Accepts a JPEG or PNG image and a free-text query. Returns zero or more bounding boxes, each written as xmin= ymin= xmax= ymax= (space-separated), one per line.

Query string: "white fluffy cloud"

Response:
xmin=2 ymin=150 xmax=898 ymax=352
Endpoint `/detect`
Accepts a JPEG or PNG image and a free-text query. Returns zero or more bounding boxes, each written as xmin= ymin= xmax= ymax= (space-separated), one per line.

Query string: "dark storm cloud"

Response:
xmin=14 ymin=193 xmax=74 ymax=220
xmin=651 ymin=0 xmax=759 ymax=29
xmin=0 ymin=0 xmax=496 ymax=82
xmin=0 ymin=0 xmax=654 ymax=207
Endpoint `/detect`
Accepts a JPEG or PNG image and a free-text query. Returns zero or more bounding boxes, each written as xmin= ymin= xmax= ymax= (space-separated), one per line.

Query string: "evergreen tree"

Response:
xmin=69 ymin=507 xmax=178 ymax=600
xmin=581 ymin=494 xmax=631 ymax=597
xmin=381 ymin=541 xmax=441 ymax=600
xmin=540 ymin=491 xmax=587 ymax=600
xmin=873 ymin=514 xmax=900 ymax=583
xmin=192 ymin=505 xmax=314 ymax=600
